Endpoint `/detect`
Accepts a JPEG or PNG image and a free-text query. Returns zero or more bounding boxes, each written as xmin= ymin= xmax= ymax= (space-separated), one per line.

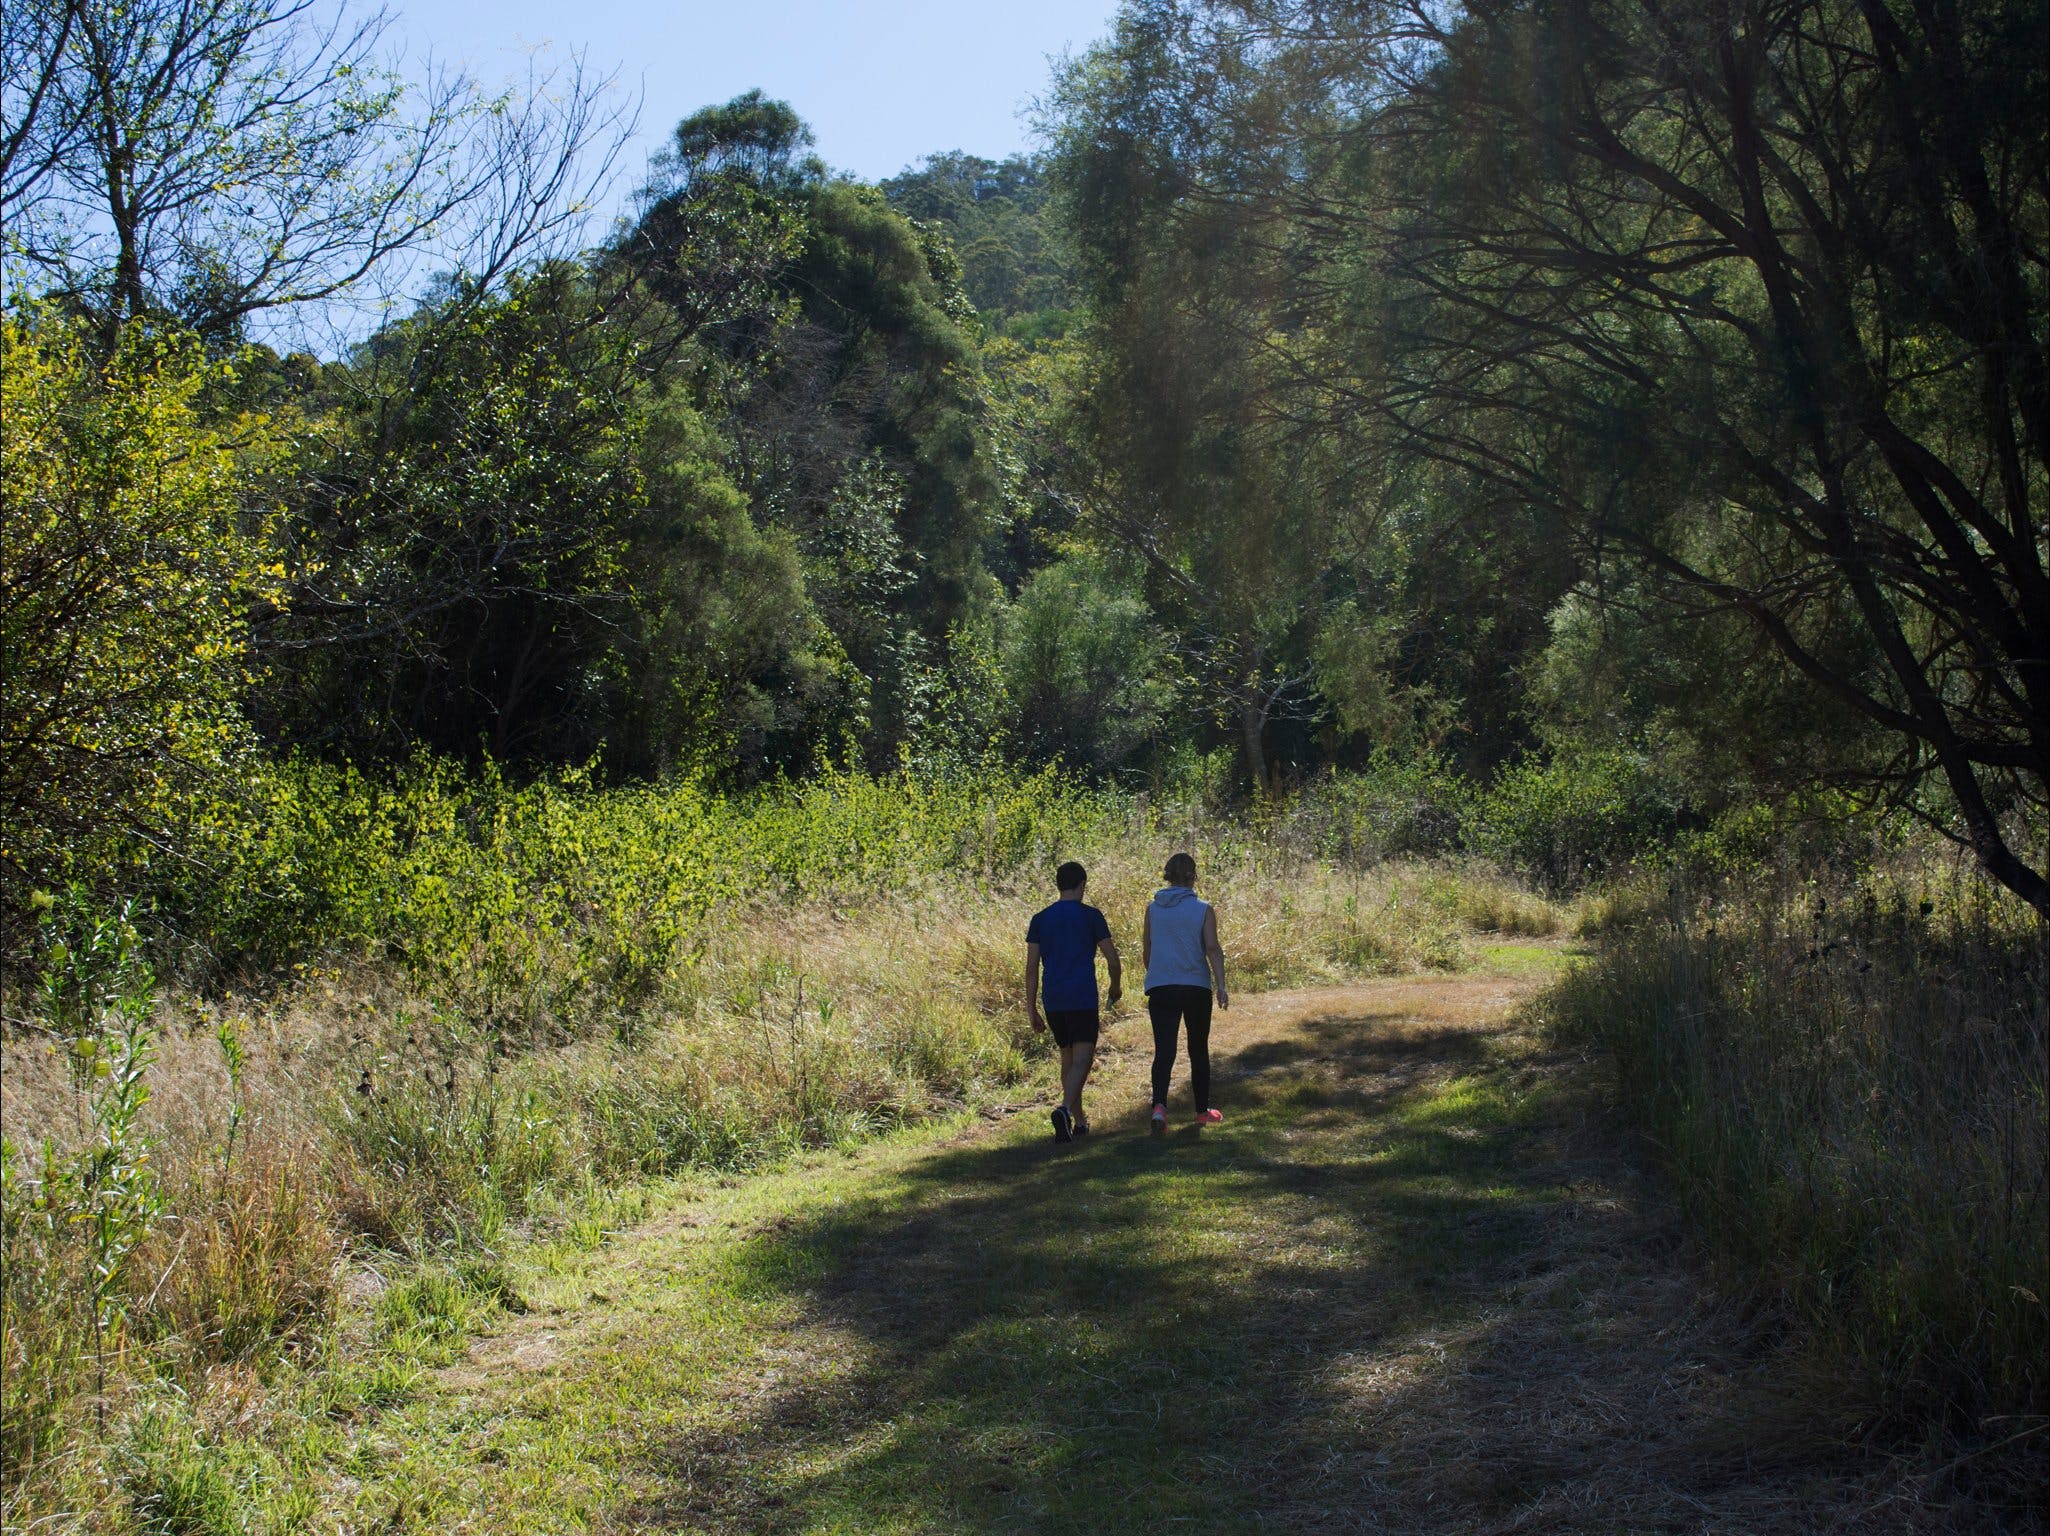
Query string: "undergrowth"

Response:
xmin=1535 ymin=867 xmax=2049 ymax=1500
xmin=14 ymin=758 xmax=2030 ymax=1526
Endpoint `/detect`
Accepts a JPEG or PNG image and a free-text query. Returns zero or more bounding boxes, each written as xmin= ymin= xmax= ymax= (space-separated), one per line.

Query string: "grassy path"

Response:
xmin=340 ymin=966 xmax=1921 ymax=1534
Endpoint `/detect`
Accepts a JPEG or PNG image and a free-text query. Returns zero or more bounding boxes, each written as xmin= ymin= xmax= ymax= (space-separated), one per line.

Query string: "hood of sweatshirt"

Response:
xmin=1152 ymin=886 xmax=1199 ymax=908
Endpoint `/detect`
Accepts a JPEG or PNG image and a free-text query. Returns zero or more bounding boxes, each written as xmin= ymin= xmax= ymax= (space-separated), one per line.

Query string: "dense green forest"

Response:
xmin=5 ymin=1 xmax=2045 ymax=922
xmin=1 ymin=0 xmax=2044 ymax=1527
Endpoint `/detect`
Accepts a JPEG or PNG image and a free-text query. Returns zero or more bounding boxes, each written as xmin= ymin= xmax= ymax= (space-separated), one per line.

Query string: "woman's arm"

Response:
xmin=1203 ymin=906 xmax=1229 ymax=1009
xmin=1141 ymin=904 xmax=1153 ymax=970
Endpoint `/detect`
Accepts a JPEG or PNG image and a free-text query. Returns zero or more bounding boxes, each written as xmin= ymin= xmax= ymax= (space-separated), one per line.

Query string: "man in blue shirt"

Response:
xmin=1025 ymin=860 xmax=1122 ymax=1143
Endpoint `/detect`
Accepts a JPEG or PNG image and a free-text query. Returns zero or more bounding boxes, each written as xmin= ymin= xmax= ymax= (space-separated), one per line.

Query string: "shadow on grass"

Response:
xmin=620 ymin=1005 xmax=1878 ymax=1535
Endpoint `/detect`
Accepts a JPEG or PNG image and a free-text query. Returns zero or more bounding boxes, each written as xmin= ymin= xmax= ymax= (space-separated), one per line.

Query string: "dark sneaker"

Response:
xmin=1051 ymin=1105 xmax=1073 ymax=1143
xmin=1072 ymin=1113 xmax=1090 ymax=1136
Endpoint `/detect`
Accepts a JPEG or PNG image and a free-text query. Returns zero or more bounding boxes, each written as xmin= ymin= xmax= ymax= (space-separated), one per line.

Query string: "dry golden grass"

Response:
xmin=142 ymin=1140 xmax=342 ymax=1373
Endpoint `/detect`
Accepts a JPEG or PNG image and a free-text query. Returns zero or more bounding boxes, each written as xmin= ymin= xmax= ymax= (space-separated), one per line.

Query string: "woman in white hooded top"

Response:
xmin=1141 ymin=851 xmax=1230 ymax=1133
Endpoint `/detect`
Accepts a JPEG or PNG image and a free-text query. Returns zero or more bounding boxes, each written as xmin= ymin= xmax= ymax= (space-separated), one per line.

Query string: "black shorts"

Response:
xmin=1045 ymin=1008 xmax=1100 ymax=1048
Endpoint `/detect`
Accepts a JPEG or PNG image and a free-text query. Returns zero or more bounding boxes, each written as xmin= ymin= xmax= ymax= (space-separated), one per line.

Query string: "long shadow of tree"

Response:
xmin=623 ymin=1003 xmax=1902 ymax=1535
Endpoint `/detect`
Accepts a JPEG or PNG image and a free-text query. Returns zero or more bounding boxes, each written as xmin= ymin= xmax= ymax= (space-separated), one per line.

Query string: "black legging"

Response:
xmin=1148 ymin=985 xmax=1214 ymax=1111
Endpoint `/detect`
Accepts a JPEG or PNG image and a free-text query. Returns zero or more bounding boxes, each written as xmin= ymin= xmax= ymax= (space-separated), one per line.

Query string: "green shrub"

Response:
xmin=1463 ymin=748 xmax=1680 ymax=889
xmin=1286 ymin=753 xmax=1472 ymax=863
xmin=1668 ymin=789 xmax=1896 ymax=883
xmin=0 ymin=312 xmax=287 ymax=945
xmin=155 ymin=755 xmax=1131 ymax=1017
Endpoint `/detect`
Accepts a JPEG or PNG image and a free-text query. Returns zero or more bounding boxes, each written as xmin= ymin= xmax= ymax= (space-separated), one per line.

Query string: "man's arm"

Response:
xmin=1098 ymin=936 xmax=1123 ymax=1008
xmin=1024 ymin=941 xmax=1045 ymax=1031
xmin=1203 ymin=906 xmax=1229 ymax=1010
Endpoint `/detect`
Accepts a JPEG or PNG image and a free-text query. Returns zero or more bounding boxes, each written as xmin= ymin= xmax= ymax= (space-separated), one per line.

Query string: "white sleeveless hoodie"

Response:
xmin=1145 ymin=886 xmax=1212 ymax=991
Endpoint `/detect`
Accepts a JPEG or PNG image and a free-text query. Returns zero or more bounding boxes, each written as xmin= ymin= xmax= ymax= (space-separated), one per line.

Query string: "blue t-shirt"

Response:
xmin=1026 ymin=900 xmax=1111 ymax=1011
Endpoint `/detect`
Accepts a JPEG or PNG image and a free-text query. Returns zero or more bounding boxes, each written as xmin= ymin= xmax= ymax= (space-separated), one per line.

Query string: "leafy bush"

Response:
xmin=1285 ymin=753 xmax=1473 ymax=863
xmin=154 ymin=755 xmax=1133 ymax=1014
xmin=1667 ymin=790 xmax=1898 ymax=884
xmin=173 ymin=755 xmax=738 ymax=1022
xmin=1462 ymin=748 xmax=1682 ymax=890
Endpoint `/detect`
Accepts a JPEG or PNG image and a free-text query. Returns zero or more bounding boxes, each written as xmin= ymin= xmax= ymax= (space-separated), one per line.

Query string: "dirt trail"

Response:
xmin=419 ymin=973 xmax=1963 ymax=1535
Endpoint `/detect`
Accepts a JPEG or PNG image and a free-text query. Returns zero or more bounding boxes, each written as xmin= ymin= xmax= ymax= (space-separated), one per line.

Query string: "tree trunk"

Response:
xmin=1240 ymin=694 xmax=1268 ymax=795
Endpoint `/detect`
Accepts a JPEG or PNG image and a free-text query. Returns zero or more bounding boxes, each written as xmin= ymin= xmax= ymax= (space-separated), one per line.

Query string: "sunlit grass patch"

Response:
xmin=1393 ymin=1072 xmax=1545 ymax=1131
xmin=373 ymin=1259 xmax=522 ymax=1366
xmin=1476 ymin=940 xmax=1579 ymax=974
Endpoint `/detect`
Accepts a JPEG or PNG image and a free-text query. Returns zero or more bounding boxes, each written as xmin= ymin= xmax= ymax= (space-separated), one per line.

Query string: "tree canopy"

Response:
xmin=1045 ymin=0 xmax=2048 ymax=910
xmin=0 ymin=0 xmax=632 ymax=343
xmin=4 ymin=5 xmax=2043 ymax=922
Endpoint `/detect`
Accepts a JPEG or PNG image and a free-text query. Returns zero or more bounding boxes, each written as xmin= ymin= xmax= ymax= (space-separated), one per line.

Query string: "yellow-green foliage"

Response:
xmin=201 ymin=756 xmax=740 ymax=1028
xmin=0 ymin=312 xmax=287 ymax=906
xmin=732 ymin=762 xmax=1125 ymax=893
xmin=175 ymin=758 xmax=1134 ymax=1028
xmin=172 ymin=755 xmax=1559 ymax=1037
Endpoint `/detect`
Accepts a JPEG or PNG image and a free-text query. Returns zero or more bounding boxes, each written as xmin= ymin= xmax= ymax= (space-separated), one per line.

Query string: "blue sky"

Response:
xmin=385 ymin=0 xmax=1126 ymax=194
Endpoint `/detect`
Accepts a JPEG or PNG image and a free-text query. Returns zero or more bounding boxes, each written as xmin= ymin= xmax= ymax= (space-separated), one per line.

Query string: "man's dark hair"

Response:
xmin=1056 ymin=860 xmax=1087 ymax=892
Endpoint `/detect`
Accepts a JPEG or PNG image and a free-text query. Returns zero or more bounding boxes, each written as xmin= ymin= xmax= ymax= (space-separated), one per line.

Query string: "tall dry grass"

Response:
xmin=306 ymin=848 xmax=1538 ymax=1240
xmin=1536 ymin=867 xmax=2048 ymax=1492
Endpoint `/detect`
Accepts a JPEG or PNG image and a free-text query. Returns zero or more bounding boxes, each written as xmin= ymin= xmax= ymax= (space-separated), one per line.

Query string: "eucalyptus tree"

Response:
xmin=881 ymin=152 xmax=1075 ymax=334
xmin=0 ymin=0 xmax=633 ymax=342
xmin=618 ymin=96 xmax=1007 ymax=767
xmin=1050 ymin=5 xmax=1451 ymax=789
xmin=1398 ymin=0 xmax=2047 ymax=909
xmin=1000 ymin=552 xmax=1177 ymax=776
xmin=1077 ymin=262 xmax=1356 ymax=790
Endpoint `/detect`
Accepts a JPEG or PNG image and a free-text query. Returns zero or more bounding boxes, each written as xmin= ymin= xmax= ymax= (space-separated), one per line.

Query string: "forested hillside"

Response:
xmin=2 ymin=0 xmax=2043 ymax=1528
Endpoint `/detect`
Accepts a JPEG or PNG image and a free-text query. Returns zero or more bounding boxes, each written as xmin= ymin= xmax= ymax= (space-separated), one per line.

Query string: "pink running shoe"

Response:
xmin=1150 ymin=1103 xmax=1167 ymax=1136
xmin=1193 ymin=1108 xmax=1224 ymax=1126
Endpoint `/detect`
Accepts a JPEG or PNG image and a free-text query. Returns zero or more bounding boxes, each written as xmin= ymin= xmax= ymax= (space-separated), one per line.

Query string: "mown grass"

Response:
xmin=149 ymin=974 xmax=1922 ymax=1532
xmin=1535 ymin=868 xmax=2049 ymax=1502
